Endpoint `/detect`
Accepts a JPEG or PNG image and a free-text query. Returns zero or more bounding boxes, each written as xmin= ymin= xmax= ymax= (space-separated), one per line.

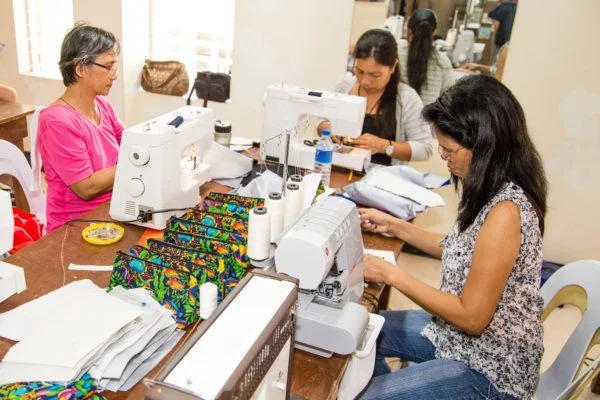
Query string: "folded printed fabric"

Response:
xmin=127 ymin=246 xmax=230 ymax=297
xmin=179 ymin=210 xmax=248 ymax=237
xmin=204 ymin=192 xmax=264 ymax=208
xmin=145 ymin=239 xmax=239 ymax=280
xmin=0 ymin=373 xmax=105 ymax=400
xmin=108 ymin=252 xmax=207 ymax=327
xmin=166 ymin=217 xmax=247 ymax=243
xmin=163 ymin=230 xmax=248 ymax=278
xmin=201 ymin=198 xmax=251 ymax=220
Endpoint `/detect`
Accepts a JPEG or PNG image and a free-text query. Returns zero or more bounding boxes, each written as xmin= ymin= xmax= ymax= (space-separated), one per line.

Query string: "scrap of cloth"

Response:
xmin=0 ymin=373 xmax=106 ymax=399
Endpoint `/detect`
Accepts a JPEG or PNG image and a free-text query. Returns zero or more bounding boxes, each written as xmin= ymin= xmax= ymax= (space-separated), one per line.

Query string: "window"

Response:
xmin=150 ymin=0 xmax=235 ymax=80
xmin=12 ymin=0 xmax=74 ymax=79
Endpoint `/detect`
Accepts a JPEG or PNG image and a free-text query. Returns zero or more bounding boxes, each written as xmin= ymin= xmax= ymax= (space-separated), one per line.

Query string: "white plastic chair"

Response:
xmin=0 ymin=139 xmax=46 ymax=226
xmin=535 ymin=260 xmax=600 ymax=399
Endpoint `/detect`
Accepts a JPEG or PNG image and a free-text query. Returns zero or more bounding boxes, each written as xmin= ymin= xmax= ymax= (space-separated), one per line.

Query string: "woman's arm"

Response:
xmin=359 ymin=208 xmax=445 ymax=258
xmin=366 ymin=201 xmax=521 ymax=335
xmin=398 ymin=85 xmax=433 ymax=161
xmin=69 ymin=166 xmax=116 ymax=200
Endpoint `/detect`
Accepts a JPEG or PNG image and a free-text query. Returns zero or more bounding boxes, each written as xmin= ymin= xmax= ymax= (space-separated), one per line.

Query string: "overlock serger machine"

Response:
xmin=261 ymin=83 xmax=370 ymax=171
xmin=110 ymin=106 xmax=214 ymax=229
xmin=275 ymin=196 xmax=370 ymax=357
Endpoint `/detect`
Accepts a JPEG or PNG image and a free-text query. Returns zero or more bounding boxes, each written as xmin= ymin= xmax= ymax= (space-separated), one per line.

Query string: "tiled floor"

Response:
xmin=383 ymin=144 xmax=600 ymax=398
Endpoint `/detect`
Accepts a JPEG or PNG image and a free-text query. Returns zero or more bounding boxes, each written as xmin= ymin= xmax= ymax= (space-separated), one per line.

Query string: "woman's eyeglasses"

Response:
xmin=89 ymin=61 xmax=119 ymax=75
xmin=438 ymin=144 xmax=464 ymax=160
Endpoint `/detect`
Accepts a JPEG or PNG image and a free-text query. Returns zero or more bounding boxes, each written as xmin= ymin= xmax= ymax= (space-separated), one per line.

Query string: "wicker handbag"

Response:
xmin=141 ymin=60 xmax=190 ymax=96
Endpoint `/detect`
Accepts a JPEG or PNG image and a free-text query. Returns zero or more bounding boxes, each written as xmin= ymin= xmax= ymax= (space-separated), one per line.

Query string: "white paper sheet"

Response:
xmin=68 ymin=264 xmax=113 ymax=271
xmin=0 ymin=280 xmax=142 ymax=385
xmin=364 ymin=249 xmax=396 ymax=265
xmin=368 ymin=170 xmax=445 ymax=207
xmin=302 ymin=173 xmax=321 ymax=209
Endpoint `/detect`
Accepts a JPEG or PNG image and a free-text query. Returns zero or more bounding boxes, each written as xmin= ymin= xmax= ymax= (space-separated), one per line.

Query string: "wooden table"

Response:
xmin=0 ymin=173 xmax=404 ymax=400
xmin=0 ymin=101 xmax=36 ymax=212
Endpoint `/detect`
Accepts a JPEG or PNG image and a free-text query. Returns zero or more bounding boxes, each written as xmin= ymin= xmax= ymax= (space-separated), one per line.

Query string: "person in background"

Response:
xmin=38 ymin=23 xmax=123 ymax=232
xmin=358 ymin=75 xmax=547 ymax=399
xmin=0 ymin=84 xmax=17 ymax=102
xmin=399 ymin=8 xmax=454 ymax=105
xmin=458 ymin=1 xmax=516 ymax=80
xmin=320 ymin=29 xmax=432 ymax=166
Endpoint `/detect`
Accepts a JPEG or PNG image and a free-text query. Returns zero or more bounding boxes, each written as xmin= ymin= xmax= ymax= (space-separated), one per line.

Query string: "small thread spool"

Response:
xmin=247 ymin=206 xmax=271 ymax=261
xmin=199 ymin=282 xmax=218 ymax=319
xmin=283 ymin=183 xmax=303 ymax=230
xmin=265 ymin=192 xmax=284 ymax=243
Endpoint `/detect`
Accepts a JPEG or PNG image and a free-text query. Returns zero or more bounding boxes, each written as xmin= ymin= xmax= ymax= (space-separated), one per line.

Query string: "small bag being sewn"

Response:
xmin=141 ymin=59 xmax=190 ymax=96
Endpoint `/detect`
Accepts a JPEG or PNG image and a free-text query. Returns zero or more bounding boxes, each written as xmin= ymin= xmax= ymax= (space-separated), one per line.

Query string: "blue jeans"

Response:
xmin=358 ymin=310 xmax=519 ymax=400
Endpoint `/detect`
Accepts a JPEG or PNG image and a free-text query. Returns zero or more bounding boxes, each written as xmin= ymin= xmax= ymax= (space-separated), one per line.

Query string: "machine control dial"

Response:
xmin=128 ymin=146 xmax=150 ymax=166
xmin=127 ymin=178 xmax=145 ymax=197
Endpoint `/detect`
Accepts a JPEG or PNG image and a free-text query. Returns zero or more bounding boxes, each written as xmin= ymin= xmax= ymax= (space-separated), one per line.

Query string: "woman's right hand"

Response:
xmin=358 ymin=208 xmax=394 ymax=234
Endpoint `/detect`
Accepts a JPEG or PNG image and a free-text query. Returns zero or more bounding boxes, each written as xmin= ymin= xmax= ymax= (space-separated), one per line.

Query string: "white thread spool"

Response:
xmin=265 ymin=192 xmax=284 ymax=243
xmin=283 ymin=183 xmax=303 ymax=230
xmin=288 ymin=174 xmax=304 ymax=209
xmin=247 ymin=206 xmax=271 ymax=261
xmin=199 ymin=282 xmax=218 ymax=319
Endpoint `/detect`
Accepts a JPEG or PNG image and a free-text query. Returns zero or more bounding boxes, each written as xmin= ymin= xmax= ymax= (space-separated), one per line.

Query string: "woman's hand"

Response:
xmin=460 ymin=63 xmax=480 ymax=71
xmin=363 ymin=254 xmax=395 ymax=285
xmin=352 ymin=133 xmax=387 ymax=154
xmin=358 ymin=208 xmax=394 ymax=234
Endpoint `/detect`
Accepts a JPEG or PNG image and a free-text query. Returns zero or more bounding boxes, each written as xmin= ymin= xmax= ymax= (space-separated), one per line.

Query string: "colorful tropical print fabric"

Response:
xmin=205 ymin=192 xmax=264 ymax=208
xmin=166 ymin=217 xmax=247 ymax=243
xmin=177 ymin=211 xmax=248 ymax=238
xmin=162 ymin=229 xmax=248 ymax=276
xmin=108 ymin=191 xmax=255 ymax=327
xmin=0 ymin=373 xmax=105 ymax=400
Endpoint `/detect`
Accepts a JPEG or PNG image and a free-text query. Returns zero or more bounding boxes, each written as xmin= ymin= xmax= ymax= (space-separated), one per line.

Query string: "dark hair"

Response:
xmin=489 ymin=2 xmax=517 ymax=48
xmin=422 ymin=75 xmax=547 ymax=233
xmin=407 ymin=8 xmax=437 ymax=95
xmin=59 ymin=23 xmax=120 ymax=86
xmin=353 ymin=29 xmax=400 ymax=139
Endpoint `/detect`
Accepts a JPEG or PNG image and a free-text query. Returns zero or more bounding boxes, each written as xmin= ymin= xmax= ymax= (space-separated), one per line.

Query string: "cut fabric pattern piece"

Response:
xmin=0 ymin=373 xmax=105 ymax=400
xmin=178 ymin=210 xmax=248 ymax=237
xmin=163 ymin=229 xmax=248 ymax=278
xmin=166 ymin=217 xmax=247 ymax=243
xmin=204 ymin=192 xmax=264 ymax=208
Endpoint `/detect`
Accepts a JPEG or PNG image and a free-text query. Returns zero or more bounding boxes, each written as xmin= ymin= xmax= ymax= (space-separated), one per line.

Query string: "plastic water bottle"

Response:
xmin=314 ymin=129 xmax=333 ymax=187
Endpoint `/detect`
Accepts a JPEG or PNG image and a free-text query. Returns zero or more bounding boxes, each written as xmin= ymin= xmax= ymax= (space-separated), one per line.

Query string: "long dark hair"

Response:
xmin=354 ymin=29 xmax=401 ymax=139
xmin=407 ymin=8 xmax=437 ymax=95
xmin=489 ymin=2 xmax=517 ymax=48
xmin=422 ymin=75 xmax=547 ymax=233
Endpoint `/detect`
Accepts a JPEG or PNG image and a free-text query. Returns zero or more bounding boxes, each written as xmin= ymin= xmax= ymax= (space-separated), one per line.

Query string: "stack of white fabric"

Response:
xmin=0 ymin=279 xmax=182 ymax=391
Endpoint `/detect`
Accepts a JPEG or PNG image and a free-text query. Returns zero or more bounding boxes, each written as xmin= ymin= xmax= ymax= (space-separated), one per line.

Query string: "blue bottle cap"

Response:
xmin=322 ymin=129 xmax=331 ymax=137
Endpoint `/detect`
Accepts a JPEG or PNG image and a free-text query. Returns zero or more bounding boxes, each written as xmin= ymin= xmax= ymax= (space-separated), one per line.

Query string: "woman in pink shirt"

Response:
xmin=39 ymin=23 xmax=124 ymax=232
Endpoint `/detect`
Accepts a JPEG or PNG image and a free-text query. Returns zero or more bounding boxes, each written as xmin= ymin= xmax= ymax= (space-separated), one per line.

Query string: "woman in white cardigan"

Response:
xmin=320 ymin=29 xmax=432 ymax=166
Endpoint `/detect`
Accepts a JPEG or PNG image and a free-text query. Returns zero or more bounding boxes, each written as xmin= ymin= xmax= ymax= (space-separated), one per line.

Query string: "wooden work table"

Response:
xmin=1 ymin=171 xmax=404 ymax=400
xmin=0 ymin=101 xmax=35 ymax=213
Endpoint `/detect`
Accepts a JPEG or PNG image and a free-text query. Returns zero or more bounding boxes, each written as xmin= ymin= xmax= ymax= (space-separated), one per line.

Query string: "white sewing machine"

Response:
xmin=450 ymin=29 xmax=475 ymax=67
xmin=0 ymin=190 xmax=26 ymax=303
xmin=110 ymin=106 xmax=214 ymax=230
xmin=382 ymin=15 xmax=404 ymax=42
xmin=275 ymin=196 xmax=378 ymax=357
xmin=261 ymin=83 xmax=370 ymax=172
xmin=145 ymin=270 xmax=298 ymax=400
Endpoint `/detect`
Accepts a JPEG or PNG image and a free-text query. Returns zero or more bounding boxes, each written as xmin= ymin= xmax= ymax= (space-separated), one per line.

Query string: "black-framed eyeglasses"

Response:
xmin=438 ymin=144 xmax=464 ymax=159
xmin=89 ymin=61 xmax=118 ymax=74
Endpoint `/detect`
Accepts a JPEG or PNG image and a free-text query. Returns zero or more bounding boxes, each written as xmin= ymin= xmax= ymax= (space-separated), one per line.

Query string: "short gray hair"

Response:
xmin=58 ymin=22 xmax=120 ymax=86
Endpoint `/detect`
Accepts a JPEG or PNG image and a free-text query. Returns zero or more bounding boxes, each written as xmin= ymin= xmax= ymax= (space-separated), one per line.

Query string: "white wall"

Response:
xmin=503 ymin=0 xmax=600 ymax=263
xmin=349 ymin=0 xmax=390 ymax=45
xmin=0 ymin=0 xmax=354 ymax=140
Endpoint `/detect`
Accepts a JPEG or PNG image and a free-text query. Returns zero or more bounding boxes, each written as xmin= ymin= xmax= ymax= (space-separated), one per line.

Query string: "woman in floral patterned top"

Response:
xmin=357 ymin=75 xmax=547 ymax=400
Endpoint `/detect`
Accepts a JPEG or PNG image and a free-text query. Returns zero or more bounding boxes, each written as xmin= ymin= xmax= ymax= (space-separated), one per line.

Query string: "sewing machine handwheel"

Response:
xmin=129 ymin=145 xmax=150 ymax=166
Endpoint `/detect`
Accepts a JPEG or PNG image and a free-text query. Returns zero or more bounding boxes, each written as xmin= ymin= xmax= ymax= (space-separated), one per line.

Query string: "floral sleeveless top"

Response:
xmin=422 ymin=182 xmax=544 ymax=399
